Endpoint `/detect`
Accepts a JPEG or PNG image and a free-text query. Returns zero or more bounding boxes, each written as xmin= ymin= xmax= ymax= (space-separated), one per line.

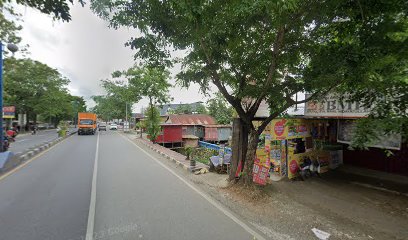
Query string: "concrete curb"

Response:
xmin=0 ymin=130 xmax=78 ymax=176
xmin=136 ymin=137 xmax=207 ymax=173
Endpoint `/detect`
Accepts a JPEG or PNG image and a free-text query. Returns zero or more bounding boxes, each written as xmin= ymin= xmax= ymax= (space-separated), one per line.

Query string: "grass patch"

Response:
xmin=175 ymin=147 xmax=218 ymax=165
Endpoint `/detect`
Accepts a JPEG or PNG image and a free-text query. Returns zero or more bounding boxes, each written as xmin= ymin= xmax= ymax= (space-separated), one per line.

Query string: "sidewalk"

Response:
xmin=336 ymin=164 xmax=408 ymax=194
xmin=127 ymin=131 xmax=208 ymax=172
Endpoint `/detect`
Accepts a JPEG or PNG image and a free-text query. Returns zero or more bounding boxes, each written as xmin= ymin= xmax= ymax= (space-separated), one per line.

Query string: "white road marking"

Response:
xmin=86 ymin=132 xmax=100 ymax=240
xmin=0 ymin=140 xmax=63 ymax=182
xmin=119 ymin=133 xmax=266 ymax=240
xmin=15 ymin=139 xmax=28 ymax=143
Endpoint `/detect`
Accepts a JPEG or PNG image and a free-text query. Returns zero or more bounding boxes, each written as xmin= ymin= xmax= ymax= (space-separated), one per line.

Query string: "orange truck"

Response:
xmin=78 ymin=112 xmax=97 ymax=135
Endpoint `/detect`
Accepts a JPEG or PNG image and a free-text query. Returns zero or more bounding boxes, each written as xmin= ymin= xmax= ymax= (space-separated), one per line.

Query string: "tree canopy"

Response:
xmin=1 ymin=0 xmax=83 ymax=21
xmin=91 ymin=95 xmax=127 ymax=121
xmin=112 ymin=65 xmax=172 ymax=107
xmin=4 ymin=58 xmax=82 ymax=126
xmin=207 ymin=93 xmax=235 ymax=125
xmin=92 ymin=0 xmax=408 ymax=184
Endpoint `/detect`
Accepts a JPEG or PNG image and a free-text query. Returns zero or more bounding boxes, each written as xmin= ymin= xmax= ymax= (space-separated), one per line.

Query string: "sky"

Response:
xmin=14 ymin=3 xmax=209 ymax=112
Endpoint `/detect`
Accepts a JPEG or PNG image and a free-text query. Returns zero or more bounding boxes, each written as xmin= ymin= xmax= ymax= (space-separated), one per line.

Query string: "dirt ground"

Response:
xmin=190 ymin=170 xmax=408 ymax=240
xmin=131 ymin=136 xmax=408 ymax=240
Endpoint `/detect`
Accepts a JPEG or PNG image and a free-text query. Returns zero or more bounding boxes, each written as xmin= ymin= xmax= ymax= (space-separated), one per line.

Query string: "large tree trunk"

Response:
xmin=229 ymin=118 xmax=248 ymax=181
xmin=242 ymin=129 xmax=259 ymax=185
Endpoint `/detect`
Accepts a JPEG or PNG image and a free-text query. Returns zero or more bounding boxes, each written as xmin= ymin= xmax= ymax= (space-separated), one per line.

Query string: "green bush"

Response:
xmin=192 ymin=148 xmax=218 ymax=165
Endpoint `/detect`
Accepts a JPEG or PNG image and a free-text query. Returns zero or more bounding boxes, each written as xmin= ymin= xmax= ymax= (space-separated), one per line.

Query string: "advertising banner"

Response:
xmin=3 ymin=106 xmax=15 ymax=119
xmin=253 ymin=163 xmax=269 ymax=185
xmin=271 ymin=119 xmax=310 ymax=140
xmin=305 ymin=93 xmax=370 ymax=118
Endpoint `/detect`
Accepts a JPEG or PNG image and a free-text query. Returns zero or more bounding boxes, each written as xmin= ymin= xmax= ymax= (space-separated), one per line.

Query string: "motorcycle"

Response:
xmin=297 ymin=156 xmax=320 ymax=181
xmin=2 ymin=136 xmax=10 ymax=151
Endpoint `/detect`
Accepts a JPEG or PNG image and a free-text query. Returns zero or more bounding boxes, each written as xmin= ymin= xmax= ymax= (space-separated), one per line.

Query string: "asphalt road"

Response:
xmin=0 ymin=130 xmax=260 ymax=240
xmin=9 ymin=128 xmax=75 ymax=154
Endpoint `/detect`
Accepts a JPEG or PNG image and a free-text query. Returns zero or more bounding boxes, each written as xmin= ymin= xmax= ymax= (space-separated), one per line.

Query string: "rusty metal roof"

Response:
xmin=202 ymin=124 xmax=232 ymax=128
xmin=166 ymin=114 xmax=216 ymax=125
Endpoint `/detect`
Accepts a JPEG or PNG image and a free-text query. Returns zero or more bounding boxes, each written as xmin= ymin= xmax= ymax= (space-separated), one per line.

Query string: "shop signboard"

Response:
xmin=253 ymin=163 xmax=269 ymax=185
xmin=287 ymin=147 xmax=306 ymax=179
xmin=305 ymin=93 xmax=370 ymax=118
xmin=3 ymin=106 xmax=15 ymax=119
xmin=337 ymin=120 xmax=401 ymax=150
xmin=271 ymin=119 xmax=310 ymax=140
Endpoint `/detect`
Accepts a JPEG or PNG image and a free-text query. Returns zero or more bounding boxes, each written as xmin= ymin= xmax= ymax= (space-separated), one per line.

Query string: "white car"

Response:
xmin=109 ymin=124 xmax=118 ymax=130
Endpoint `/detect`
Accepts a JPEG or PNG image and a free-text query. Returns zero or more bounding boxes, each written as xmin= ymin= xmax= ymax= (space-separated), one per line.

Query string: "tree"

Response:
xmin=4 ymin=58 xmax=74 ymax=126
xmin=115 ymin=66 xmax=172 ymax=108
xmin=91 ymin=95 xmax=126 ymax=121
xmin=145 ymin=105 xmax=161 ymax=142
xmin=173 ymin=104 xmax=192 ymax=114
xmin=195 ymin=104 xmax=208 ymax=114
xmin=207 ymin=93 xmax=234 ymax=125
xmin=111 ymin=65 xmax=172 ymax=142
xmin=1 ymin=0 xmax=83 ymax=21
xmin=92 ymin=0 xmax=408 ymax=184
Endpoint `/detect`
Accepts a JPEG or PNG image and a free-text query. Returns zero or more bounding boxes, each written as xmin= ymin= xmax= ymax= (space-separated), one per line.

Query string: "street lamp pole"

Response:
xmin=0 ymin=42 xmax=4 ymax=152
xmin=0 ymin=42 xmax=18 ymax=152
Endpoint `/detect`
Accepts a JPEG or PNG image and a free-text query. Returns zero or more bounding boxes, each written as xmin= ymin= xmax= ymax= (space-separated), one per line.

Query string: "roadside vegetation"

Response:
xmin=92 ymin=0 xmax=408 ymax=185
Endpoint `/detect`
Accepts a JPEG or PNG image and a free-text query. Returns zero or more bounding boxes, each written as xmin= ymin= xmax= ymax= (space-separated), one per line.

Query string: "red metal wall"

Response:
xmin=156 ymin=125 xmax=183 ymax=143
xmin=204 ymin=127 xmax=218 ymax=141
xmin=342 ymin=143 xmax=408 ymax=176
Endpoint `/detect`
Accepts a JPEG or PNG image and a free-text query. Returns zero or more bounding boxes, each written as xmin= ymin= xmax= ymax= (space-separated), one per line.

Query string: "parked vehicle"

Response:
xmin=297 ymin=156 xmax=320 ymax=181
xmin=2 ymin=136 xmax=9 ymax=151
xmin=109 ymin=123 xmax=118 ymax=130
xmin=6 ymin=128 xmax=17 ymax=141
xmin=78 ymin=112 xmax=97 ymax=135
xmin=31 ymin=125 xmax=37 ymax=135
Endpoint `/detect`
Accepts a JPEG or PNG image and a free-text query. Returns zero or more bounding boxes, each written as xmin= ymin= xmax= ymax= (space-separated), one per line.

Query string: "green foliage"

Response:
xmin=3 ymin=58 xmax=76 ymax=125
xmin=145 ymin=105 xmax=161 ymax=143
xmin=192 ymin=148 xmax=218 ymax=165
xmin=92 ymin=0 xmax=407 ymax=133
xmin=113 ymin=65 xmax=172 ymax=106
xmin=169 ymin=103 xmax=207 ymax=115
xmin=195 ymin=104 xmax=208 ymax=114
xmin=1 ymin=0 xmax=84 ymax=21
xmin=136 ymin=120 xmax=146 ymax=130
xmin=207 ymin=93 xmax=234 ymax=125
xmin=184 ymin=145 xmax=193 ymax=160
xmin=0 ymin=4 xmax=22 ymax=46
xmin=91 ymin=95 xmax=126 ymax=121
xmin=94 ymin=65 xmax=172 ymax=123
xmin=351 ymin=117 xmax=407 ymax=150
xmin=57 ymin=121 xmax=69 ymax=137
xmin=92 ymin=0 xmax=408 ymax=182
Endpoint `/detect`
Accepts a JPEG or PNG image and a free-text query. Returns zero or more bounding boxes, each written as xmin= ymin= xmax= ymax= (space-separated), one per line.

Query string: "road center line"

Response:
xmin=86 ymin=132 xmax=99 ymax=240
xmin=119 ymin=133 xmax=266 ymax=240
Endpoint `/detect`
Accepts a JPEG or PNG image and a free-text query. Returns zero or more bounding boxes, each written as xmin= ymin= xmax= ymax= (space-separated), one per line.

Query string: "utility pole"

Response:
xmin=0 ymin=42 xmax=18 ymax=152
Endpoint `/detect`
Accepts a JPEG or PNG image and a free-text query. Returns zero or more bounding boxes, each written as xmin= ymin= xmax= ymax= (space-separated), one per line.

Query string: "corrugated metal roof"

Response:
xmin=182 ymin=135 xmax=199 ymax=139
xmin=202 ymin=124 xmax=232 ymax=128
xmin=166 ymin=114 xmax=216 ymax=125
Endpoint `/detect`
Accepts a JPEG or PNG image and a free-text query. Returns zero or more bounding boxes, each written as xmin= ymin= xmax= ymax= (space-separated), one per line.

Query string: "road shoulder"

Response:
xmin=123 ymin=133 xmax=408 ymax=240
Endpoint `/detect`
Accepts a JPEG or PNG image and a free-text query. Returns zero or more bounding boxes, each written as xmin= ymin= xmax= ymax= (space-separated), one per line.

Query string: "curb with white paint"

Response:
xmin=135 ymin=138 xmax=205 ymax=173
xmin=0 ymin=130 xmax=78 ymax=174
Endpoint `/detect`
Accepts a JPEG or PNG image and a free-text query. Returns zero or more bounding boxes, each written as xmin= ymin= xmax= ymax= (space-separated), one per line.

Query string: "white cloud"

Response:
xmin=14 ymin=3 xmax=210 ymax=112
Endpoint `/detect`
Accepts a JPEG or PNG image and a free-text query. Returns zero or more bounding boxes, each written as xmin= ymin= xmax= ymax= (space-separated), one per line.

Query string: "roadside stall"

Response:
xmin=254 ymin=118 xmax=343 ymax=182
